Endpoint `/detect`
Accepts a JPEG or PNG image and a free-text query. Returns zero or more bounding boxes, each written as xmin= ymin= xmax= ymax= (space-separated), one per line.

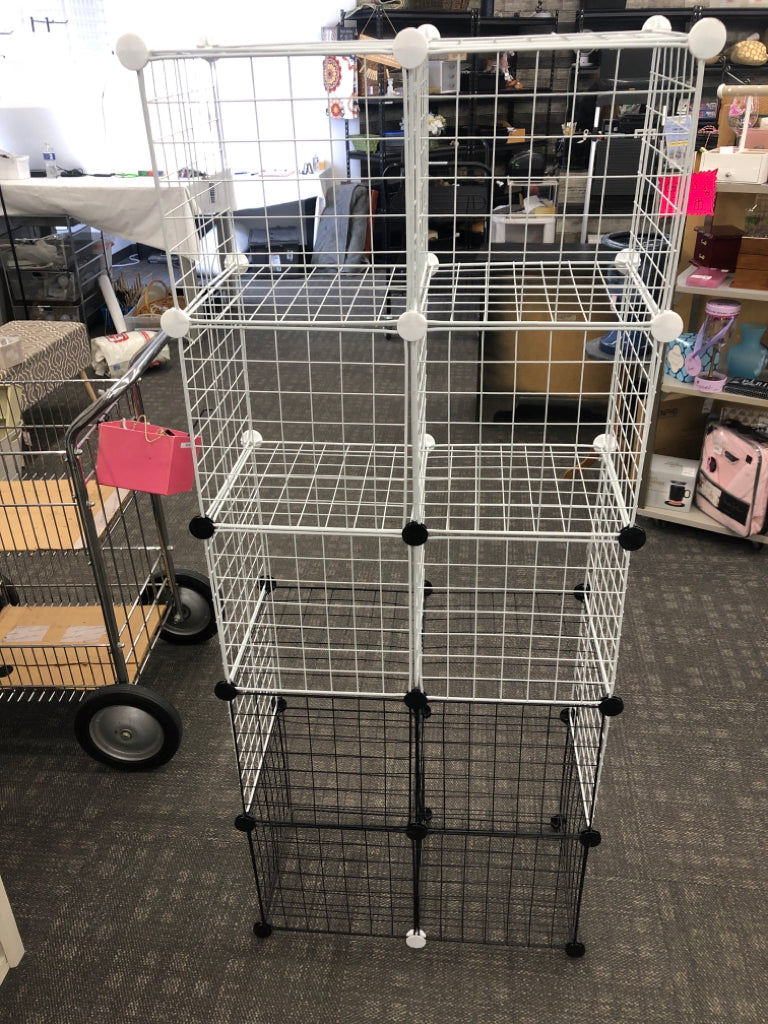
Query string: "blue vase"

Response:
xmin=726 ymin=323 xmax=768 ymax=380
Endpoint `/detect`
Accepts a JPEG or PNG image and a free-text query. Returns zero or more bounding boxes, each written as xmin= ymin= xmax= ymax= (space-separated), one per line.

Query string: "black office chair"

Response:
xmin=379 ymin=157 xmax=492 ymax=259
xmin=426 ymin=158 xmax=491 ymax=255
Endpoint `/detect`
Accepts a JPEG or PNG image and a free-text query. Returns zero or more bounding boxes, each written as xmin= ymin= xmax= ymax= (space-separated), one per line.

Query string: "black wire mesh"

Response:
xmin=235 ymin=693 xmax=598 ymax=947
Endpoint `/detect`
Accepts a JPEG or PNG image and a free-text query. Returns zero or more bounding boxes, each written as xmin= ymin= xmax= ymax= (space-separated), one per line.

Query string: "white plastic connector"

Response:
xmin=115 ymin=34 xmax=150 ymax=71
xmin=642 ymin=15 xmax=672 ymax=33
xmin=592 ymin=433 xmax=618 ymax=455
xmin=418 ymin=24 xmax=441 ymax=44
xmin=687 ymin=18 xmax=727 ymax=62
xmin=241 ymin=430 xmax=263 ymax=448
xmin=650 ymin=310 xmax=684 ymax=345
xmin=405 ymin=929 xmax=427 ymax=949
xmin=397 ymin=310 xmax=428 ymax=342
xmin=160 ymin=307 xmax=191 ymax=339
xmin=392 ymin=27 xmax=429 ymax=69
xmin=614 ymin=250 xmax=641 ymax=277
xmin=423 ymin=433 xmax=436 ymax=452
xmin=225 ymin=253 xmax=250 ymax=275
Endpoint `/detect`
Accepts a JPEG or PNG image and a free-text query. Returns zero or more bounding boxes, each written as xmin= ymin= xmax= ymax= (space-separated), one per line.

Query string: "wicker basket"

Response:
xmin=135 ymin=279 xmax=187 ymax=317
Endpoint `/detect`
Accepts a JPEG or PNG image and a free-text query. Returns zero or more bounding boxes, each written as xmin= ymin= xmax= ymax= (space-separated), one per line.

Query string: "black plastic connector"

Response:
xmin=234 ymin=813 xmax=257 ymax=833
xmin=618 ymin=524 xmax=646 ymax=551
xmin=214 ymin=680 xmax=238 ymax=701
xmin=402 ymin=521 xmax=429 ymax=546
xmin=403 ymin=688 xmax=429 ymax=711
xmin=189 ymin=515 xmax=215 ymax=539
xmin=599 ymin=694 xmax=624 ymax=717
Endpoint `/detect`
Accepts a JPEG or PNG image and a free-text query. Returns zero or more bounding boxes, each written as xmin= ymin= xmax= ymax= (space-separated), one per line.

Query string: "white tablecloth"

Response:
xmin=0 ymin=177 xmax=193 ymax=252
xmin=0 ymin=172 xmax=328 ymax=254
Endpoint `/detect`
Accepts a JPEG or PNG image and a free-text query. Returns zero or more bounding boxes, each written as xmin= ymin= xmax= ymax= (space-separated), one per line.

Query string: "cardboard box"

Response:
xmin=653 ymin=394 xmax=711 ymax=461
xmin=645 ymin=454 xmax=699 ymax=512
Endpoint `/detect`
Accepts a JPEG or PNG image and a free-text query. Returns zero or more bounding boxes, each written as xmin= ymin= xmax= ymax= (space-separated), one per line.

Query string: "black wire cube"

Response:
xmin=233 ymin=693 xmax=599 ymax=950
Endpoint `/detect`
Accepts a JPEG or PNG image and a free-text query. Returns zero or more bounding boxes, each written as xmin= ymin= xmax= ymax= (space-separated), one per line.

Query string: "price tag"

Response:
xmin=687 ymin=171 xmax=718 ymax=216
xmin=659 ymin=172 xmax=717 ymax=217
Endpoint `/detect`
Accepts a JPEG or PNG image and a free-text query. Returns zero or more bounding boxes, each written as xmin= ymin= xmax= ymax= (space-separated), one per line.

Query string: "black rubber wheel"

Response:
xmin=565 ymin=941 xmax=586 ymax=959
xmin=74 ymin=684 xmax=182 ymax=770
xmin=253 ymin=922 xmax=273 ymax=939
xmin=160 ymin=570 xmax=217 ymax=645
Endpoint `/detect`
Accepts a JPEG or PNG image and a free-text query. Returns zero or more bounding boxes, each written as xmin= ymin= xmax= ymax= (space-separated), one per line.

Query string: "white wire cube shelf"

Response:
xmin=179 ymin=254 xmax=660 ymax=333
xmin=120 ymin=17 xmax=724 ymax=952
xmin=202 ymin=440 xmax=628 ymax=539
xmin=121 ymin=25 xmax=709 ymax=331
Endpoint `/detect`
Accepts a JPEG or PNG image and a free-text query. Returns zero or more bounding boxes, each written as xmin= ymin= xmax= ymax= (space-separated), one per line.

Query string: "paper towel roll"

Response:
xmin=98 ymin=273 xmax=127 ymax=334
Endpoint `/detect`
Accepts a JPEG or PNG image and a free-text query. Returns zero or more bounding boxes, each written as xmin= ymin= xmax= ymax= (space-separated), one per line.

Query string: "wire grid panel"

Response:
xmin=184 ymin=325 xmax=409 ymax=517
xmin=421 ymin=537 xmax=625 ymax=705
xmin=128 ymin=27 xmax=703 ymax=331
xmin=0 ymin=376 xmax=171 ymax=694
xmin=236 ymin=694 xmax=594 ymax=946
xmin=213 ymin=532 xmax=412 ymax=699
xmin=210 ymin=527 xmax=625 ymax=706
xmin=187 ymin=325 xmax=650 ymax=539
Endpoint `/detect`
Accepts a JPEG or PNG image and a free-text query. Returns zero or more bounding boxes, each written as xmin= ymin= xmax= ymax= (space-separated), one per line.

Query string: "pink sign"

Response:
xmin=659 ymin=171 xmax=717 ymax=217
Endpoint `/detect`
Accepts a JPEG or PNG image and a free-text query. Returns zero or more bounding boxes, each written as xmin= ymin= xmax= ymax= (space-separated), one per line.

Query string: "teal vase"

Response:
xmin=727 ymin=323 xmax=768 ymax=380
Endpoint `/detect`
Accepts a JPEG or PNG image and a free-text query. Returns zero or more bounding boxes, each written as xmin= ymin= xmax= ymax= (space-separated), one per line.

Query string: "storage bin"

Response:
xmin=490 ymin=205 xmax=555 ymax=244
xmin=12 ymin=303 xmax=81 ymax=322
xmin=6 ymin=269 xmax=78 ymax=304
xmin=428 ymin=60 xmax=459 ymax=93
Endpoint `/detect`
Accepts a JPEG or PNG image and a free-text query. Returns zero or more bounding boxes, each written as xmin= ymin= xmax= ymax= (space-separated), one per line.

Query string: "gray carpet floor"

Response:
xmin=1 ymin=308 xmax=767 ymax=1023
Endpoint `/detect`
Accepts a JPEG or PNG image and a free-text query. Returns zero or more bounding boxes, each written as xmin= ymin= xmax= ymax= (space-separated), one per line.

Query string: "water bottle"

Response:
xmin=43 ymin=142 xmax=58 ymax=178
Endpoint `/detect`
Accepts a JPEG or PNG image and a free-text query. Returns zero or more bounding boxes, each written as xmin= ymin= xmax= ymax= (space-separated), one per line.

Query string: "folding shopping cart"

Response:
xmin=0 ymin=321 xmax=216 ymax=769
xmin=117 ymin=14 xmax=724 ymax=948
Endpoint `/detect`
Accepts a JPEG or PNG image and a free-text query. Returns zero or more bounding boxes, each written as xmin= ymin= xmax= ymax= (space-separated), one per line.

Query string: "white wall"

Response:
xmin=104 ymin=0 xmax=347 ymax=175
xmin=0 ymin=0 xmax=346 ymax=175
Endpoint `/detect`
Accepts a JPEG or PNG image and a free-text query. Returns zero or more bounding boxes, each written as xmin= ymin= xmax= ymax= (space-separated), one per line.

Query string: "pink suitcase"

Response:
xmin=696 ymin=422 xmax=768 ymax=537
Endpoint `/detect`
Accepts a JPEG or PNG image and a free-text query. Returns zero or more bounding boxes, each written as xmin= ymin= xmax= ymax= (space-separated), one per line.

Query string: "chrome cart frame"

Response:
xmin=0 ymin=329 xmax=215 ymax=768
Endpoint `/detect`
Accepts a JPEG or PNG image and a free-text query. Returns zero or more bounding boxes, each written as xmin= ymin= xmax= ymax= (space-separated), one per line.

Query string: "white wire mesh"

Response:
xmin=132 ymin=29 xmax=701 ymax=308
xmin=127 ymin=27 xmax=707 ymax=824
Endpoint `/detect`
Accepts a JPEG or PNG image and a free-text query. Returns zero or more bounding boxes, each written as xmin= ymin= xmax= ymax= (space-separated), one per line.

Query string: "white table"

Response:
xmin=0 ymin=172 xmax=328 ymax=254
xmin=0 ymin=177 xmax=193 ymax=252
